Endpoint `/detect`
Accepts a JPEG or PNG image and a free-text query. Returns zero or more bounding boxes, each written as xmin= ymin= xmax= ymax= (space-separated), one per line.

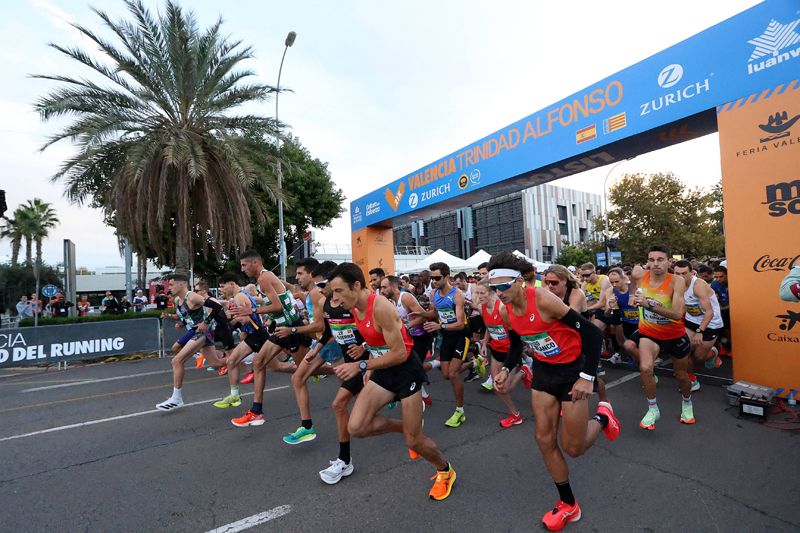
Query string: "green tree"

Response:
xmin=34 ymin=0 xmax=282 ymax=276
xmin=555 ymin=241 xmax=595 ymax=267
xmin=0 ymin=215 xmax=25 ymax=267
xmin=597 ymin=172 xmax=724 ymax=261
xmin=0 ymin=263 xmax=61 ymax=314
xmin=23 ymin=199 xmax=60 ymax=267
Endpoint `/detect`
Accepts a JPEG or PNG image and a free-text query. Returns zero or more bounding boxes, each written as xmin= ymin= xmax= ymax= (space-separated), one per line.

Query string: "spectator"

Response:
xmin=16 ymin=295 xmax=34 ymax=319
xmin=101 ymin=291 xmax=121 ymax=314
xmin=120 ymin=296 xmax=132 ymax=313
xmin=30 ymin=293 xmax=42 ymax=317
xmin=77 ymin=294 xmax=91 ymax=316
xmin=154 ymin=290 xmax=169 ymax=310
xmin=133 ymin=289 xmax=148 ymax=313
xmin=49 ymin=292 xmax=74 ymax=318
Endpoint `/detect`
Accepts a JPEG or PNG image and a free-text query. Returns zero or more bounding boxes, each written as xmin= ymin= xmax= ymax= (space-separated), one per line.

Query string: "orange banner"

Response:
xmin=351 ymin=225 xmax=395 ymax=281
xmin=717 ymin=82 xmax=800 ymax=395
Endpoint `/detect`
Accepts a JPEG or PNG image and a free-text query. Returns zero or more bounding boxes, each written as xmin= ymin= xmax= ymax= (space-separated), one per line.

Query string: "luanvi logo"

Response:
xmin=762 ymin=180 xmax=800 ymax=217
xmin=747 ymin=18 xmax=800 ymax=75
xmin=759 ymin=111 xmax=800 ymax=143
xmin=384 ymin=183 xmax=405 ymax=212
xmin=752 ymin=254 xmax=800 ymax=272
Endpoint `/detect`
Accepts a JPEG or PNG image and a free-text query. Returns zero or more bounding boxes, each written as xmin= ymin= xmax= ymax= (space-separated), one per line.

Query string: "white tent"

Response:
xmin=400 ymin=249 xmax=473 ymax=274
xmin=464 ymin=249 xmax=492 ymax=269
xmin=513 ymin=250 xmax=550 ymax=271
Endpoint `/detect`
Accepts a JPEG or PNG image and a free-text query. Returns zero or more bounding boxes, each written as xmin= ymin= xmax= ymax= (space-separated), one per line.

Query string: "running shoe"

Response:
xmin=156 ymin=398 xmax=184 ymax=411
xmin=541 ymin=500 xmax=581 ymax=531
xmin=690 ymin=379 xmax=701 ymax=392
xmin=319 ymin=458 xmax=354 ymax=485
xmin=422 ymin=395 xmax=433 ymax=407
xmin=475 ymin=355 xmax=487 ymax=379
xmin=194 ymin=354 xmax=205 ymax=369
xmin=605 ymin=352 xmax=623 ymax=366
xmin=240 ymin=372 xmax=254 ymax=385
xmin=283 ymin=426 xmax=317 ymax=445
xmin=500 ymin=412 xmax=523 ymax=428
xmin=387 ymin=401 xmax=398 ymax=410
xmin=596 ymin=364 xmax=606 ymax=377
xmin=231 ymin=410 xmax=265 ymax=427
xmin=428 ymin=464 xmax=456 ymax=501
xmin=680 ymin=402 xmax=696 ymax=424
xmin=481 ymin=376 xmax=494 ymax=391
xmin=639 ymin=407 xmax=660 ymax=430
xmin=218 ymin=365 xmax=228 ymax=376
xmin=444 ymin=410 xmax=466 ymax=428
xmin=311 ymin=374 xmax=328 ymax=383
xmin=520 ymin=365 xmax=533 ymax=389
xmin=408 ymin=448 xmax=421 ymax=460
xmin=704 ymin=347 xmax=722 ymax=369
xmin=465 ymin=368 xmax=480 ymax=382
xmin=213 ymin=395 xmax=241 ymax=409
xmin=596 ymin=401 xmax=621 ymax=441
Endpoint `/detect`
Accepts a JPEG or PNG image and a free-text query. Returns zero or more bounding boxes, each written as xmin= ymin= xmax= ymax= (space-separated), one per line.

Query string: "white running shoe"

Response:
xmin=156 ymin=397 xmax=184 ymax=411
xmin=243 ymin=354 xmax=254 ymax=365
xmin=319 ymin=458 xmax=354 ymax=485
xmin=605 ymin=352 xmax=623 ymax=366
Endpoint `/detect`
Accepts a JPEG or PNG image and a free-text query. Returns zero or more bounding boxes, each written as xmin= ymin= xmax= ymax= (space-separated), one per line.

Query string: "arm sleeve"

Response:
xmin=318 ymin=318 xmax=333 ymax=345
xmin=780 ymin=266 xmax=800 ymax=302
xmin=559 ymin=308 xmax=602 ymax=377
xmin=202 ymin=298 xmax=225 ymax=323
xmin=504 ymin=330 xmax=524 ymax=370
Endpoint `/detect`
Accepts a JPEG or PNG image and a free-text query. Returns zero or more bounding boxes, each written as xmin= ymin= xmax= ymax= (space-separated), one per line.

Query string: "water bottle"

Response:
xmin=635 ymin=288 xmax=644 ymax=307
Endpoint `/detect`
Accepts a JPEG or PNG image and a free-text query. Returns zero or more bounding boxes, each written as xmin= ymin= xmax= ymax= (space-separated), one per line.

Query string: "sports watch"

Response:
xmin=359 ymin=360 xmax=368 ymax=374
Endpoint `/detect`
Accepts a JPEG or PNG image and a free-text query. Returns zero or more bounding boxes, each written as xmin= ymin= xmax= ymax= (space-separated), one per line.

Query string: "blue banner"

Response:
xmin=351 ymin=0 xmax=800 ymax=230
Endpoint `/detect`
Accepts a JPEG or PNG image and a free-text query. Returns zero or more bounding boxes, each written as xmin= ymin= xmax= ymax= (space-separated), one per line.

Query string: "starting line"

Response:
xmin=206 ymin=505 xmax=292 ymax=533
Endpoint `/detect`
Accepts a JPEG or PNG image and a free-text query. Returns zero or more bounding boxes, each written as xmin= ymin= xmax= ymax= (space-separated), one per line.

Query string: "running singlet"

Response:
xmin=638 ymin=271 xmax=685 ymax=339
xmin=614 ymin=288 xmax=640 ymax=324
xmin=396 ymin=294 xmax=426 ymax=336
xmin=506 ymin=286 xmax=581 ymax=364
xmin=684 ymin=276 xmax=723 ymax=329
xmin=434 ymin=287 xmax=462 ymax=327
xmin=306 ymin=293 xmax=313 ymax=323
xmin=353 ymin=293 xmax=413 ymax=359
xmin=257 ymin=269 xmax=301 ymax=325
xmin=324 ymin=298 xmax=363 ymax=347
xmin=229 ymin=292 xmax=263 ymax=335
xmin=584 ymin=275 xmax=607 ymax=304
xmin=481 ymin=299 xmax=510 ymax=352
xmin=175 ymin=292 xmax=205 ymax=328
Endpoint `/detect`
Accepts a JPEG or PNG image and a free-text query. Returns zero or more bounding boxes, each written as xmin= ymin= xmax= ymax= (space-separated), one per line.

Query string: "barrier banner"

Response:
xmin=717 ymin=81 xmax=800 ymax=394
xmin=0 ymin=318 xmax=161 ymax=368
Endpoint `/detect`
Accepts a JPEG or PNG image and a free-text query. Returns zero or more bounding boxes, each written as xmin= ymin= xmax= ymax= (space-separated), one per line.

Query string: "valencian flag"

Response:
xmin=603 ymin=112 xmax=627 ymax=134
xmin=575 ymin=124 xmax=597 ymax=144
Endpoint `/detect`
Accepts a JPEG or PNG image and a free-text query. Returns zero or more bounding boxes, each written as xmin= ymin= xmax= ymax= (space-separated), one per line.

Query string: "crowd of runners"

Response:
xmin=154 ymin=246 xmax=732 ymax=531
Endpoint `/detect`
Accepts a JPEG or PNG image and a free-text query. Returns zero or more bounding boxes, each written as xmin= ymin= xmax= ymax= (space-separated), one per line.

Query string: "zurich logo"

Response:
xmin=657 ymin=64 xmax=684 ymax=89
xmin=408 ymin=192 xmax=419 ymax=209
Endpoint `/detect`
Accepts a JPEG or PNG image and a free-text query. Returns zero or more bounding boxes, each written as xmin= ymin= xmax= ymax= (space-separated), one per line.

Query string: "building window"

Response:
xmin=543 ymin=246 xmax=553 ymax=262
xmin=571 ymin=204 xmax=577 ymax=216
xmin=579 ymin=228 xmax=588 ymax=242
xmin=586 ymin=209 xmax=592 ymax=220
xmin=557 ymin=205 xmax=568 ymax=221
xmin=559 ymin=222 xmax=569 ymax=236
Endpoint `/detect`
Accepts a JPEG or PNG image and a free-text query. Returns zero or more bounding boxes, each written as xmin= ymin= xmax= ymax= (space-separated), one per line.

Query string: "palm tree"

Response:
xmin=24 ymin=199 xmax=60 ymax=267
xmin=11 ymin=206 xmax=38 ymax=266
xmin=34 ymin=0 xmax=282 ymax=275
xmin=0 ymin=215 xmax=25 ymax=266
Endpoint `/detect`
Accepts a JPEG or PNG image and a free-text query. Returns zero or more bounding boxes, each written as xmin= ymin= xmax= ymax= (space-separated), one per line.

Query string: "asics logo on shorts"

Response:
xmin=410 ymin=382 xmax=416 ymax=391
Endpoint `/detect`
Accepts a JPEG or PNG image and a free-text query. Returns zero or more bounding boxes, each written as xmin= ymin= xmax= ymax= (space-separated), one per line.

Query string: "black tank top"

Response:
xmin=323 ymin=298 xmax=364 ymax=347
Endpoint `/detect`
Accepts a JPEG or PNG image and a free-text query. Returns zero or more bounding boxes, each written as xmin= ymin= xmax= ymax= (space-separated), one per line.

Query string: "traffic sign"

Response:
xmin=41 ymin=284 xmax=59 ymax=298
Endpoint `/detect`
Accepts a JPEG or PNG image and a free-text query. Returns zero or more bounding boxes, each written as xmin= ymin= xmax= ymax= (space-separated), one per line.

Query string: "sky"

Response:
xmin=0 ymin=0 xmax=761 ymax=270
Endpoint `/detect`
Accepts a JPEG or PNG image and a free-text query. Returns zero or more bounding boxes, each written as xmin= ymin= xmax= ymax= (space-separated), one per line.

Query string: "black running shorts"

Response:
xmin=530 ymin=357 xmax=591 ymax=403
xmin=369 ymin=351 xmax=428 ymax=401
xmin=267 ymin=320 xmax=312 ymax=352
xmin=685 ymin=321 xmax=724 ymax=342
xmin=243 ymin=328 xmax=271 ymax=353
xmin=629 ymin=331 xmax=692 ymax=359
xmin=439 ymin=332 xmax=470 ymax=362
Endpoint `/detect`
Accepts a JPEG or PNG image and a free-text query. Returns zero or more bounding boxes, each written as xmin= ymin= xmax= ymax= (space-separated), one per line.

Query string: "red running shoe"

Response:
xmin=596 ymin=401 xmax=621 ymax=441
xmin=218 ymin=365 xmax=228 ymax=376
xmin=520 ymin=365 xmax=533 ymax=389
xmin=240 ymin=372 xmax=254 ymax=384
xmin=499 ymin=412 xmax=523 ymax=428
xmin=231 ymin=410 xmax=265 ymax=427
xmin=422 ymin=395 xmax=432 ymax=407
xmin=542 ymin=500 xmax=581 ymax=531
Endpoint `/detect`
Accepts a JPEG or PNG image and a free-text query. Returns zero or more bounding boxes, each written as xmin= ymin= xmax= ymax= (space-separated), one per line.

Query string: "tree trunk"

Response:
xmin=175 ymin=228 xmax=190 ymax=277
xmin=35 ymin=238 xmax=42 ymax=268
xmin=25 ymin=237 xmax=32 ymax=266
xmin=137 ymin=253 xmax=148 ymax=288
xmin=11 ymin=237 xmax=20 ymax=267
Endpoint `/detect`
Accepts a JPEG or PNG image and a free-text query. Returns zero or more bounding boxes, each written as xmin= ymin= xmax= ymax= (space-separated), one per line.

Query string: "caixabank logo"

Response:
xmin=762 ymin=179 xmax=800 ymax=217
xmin=769 ymin=309 xmax=800 ymax=345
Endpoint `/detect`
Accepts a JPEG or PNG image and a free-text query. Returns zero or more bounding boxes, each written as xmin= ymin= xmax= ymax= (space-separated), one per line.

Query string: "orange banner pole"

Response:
xmin=351 ymin=225 xmax=395 ymax=281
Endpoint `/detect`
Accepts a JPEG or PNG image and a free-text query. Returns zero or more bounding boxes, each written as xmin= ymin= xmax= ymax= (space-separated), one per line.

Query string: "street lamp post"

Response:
xmin=275 ymin=31 xmax=296 ymax=280
xmin=603 ymin=159 xmax=629 ymax=267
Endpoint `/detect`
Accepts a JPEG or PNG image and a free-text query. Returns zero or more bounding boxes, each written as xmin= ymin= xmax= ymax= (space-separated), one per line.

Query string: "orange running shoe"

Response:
xmin=240 ymin=372 xmax=254 ymax=384
xmin=428 ymin=464 xmax=456 ymax=501
xmin=231 ymin=410 xmax=265 ymax=427
xmin=194 ymin=354 xmax=205 ymax=369
xmin=218 ymin=365 xmax=228 ymax=376
xmin=542 ymin=500 xmax=581 ymax=531
xmin=408 ymin=448 xmax=420 ymax=460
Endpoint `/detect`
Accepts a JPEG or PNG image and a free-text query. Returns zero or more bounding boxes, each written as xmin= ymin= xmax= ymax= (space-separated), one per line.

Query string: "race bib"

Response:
xmin=331 ymin=326 xmax=357 ymax=345
xmin=521 ymin=333 xmax=562 ymax=358
xmin=486 ymin=324 xmax=508 ymax=341
xmin=368 ymin=344 xmax=391 ymax=358
xmin=437 ymin=308 xmax=457 ymax=324
xmin=685 ymin=304 xmax=702 ymax=316
xmin=642 ymin=307 xmax=672 ymax=325
xmin=623 ymin=309 xmax=640 ymax=320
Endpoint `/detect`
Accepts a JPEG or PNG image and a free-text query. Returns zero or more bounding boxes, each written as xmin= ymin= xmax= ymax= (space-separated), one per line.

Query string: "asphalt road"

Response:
xmin=0 ymin=357 xmax=798 ymax=532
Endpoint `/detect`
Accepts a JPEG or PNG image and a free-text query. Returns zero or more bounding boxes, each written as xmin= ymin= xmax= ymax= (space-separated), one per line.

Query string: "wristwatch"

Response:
xmin=647 ymin=300 xmax=656 ymax=309
xmin=359 ymin=360 xmax=368 ymax=374
xmin=696 ymin=328 xmax=705 ymax=333
xmin=579 ymin=372 xmax=596 ymax=382
xmin=291 ymin=326 xmax=297 ymax=334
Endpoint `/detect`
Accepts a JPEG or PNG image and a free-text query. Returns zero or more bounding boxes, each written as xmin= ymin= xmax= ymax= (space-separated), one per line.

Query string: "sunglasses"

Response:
xmin=489 ymin=281 xmax=515 ymax=292
xmin=430 ymin=275 xmax=443 ymax=281
xmin=315 ymin=280 xmax=328 ymax=289
xmin=581 ymin=273 xmax=592 ymax=278
xmin=544 ymin=279 xmax=562 ymax=286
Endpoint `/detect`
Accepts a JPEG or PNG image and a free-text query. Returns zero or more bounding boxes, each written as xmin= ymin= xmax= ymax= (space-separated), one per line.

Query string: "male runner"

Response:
xmin=230 ymin=250 xmax=309 ymax=427
xmin=489 ymin=252 xmax=619 ymax=531
xmin=673 ymin=260 xmax=724 ymax=389
xmin=156 ymin=275 xmax=226 ymax=411
xmin=329 ymin=263 xmax=456 ymax=500
xmin=369 ymin=267 xmax=385 ymax=294
xmin=711 ymin=265 xmax=732 ymax=355
xmin=580 ymin=263 xmax=612 ymax=374
xmin=601 ymin=267 xmax=638 ymax=363
xmin=625 ymin=245 xmax=693 ymax=430
xmin=415 ymin=261 xmax=471 ymax=427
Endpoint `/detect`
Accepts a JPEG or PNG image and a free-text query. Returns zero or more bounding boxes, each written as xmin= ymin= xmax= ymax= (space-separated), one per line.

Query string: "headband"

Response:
xmin=488 ymin=268 xmax=521 ymax=280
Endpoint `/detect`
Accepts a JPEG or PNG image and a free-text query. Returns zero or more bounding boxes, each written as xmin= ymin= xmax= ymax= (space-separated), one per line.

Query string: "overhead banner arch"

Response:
xmin=350 ymin=0 xmax=799 ymax=393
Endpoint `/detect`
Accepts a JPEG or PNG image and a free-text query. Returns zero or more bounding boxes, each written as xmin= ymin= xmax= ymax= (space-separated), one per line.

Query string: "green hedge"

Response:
xmin=18 ymin=309 xmax=168 ymax=327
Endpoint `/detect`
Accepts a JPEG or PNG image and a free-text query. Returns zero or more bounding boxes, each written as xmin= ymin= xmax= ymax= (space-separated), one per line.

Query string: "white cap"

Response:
xmin=567 ymin=265 xmax=576 ymax=272
xmin=720 ymin=260 xmax=727 ymax=268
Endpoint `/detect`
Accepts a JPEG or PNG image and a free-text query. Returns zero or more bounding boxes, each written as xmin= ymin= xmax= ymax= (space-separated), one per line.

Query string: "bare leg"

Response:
xmin=347 ymin=381 xmax=404 ymax=438
xmin=291 ymin=354 xmax=326 ymax=421
xmin=401 ymin=392 xmax=448 ymax=470
xmin=172 ymin=337 xmax=206 ymax=389
xmin=490 ymin=359 xmax=518 ymax=414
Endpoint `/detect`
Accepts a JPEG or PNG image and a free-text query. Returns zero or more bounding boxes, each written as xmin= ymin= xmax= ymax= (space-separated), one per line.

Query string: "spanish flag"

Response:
xmin=576 ymin=124 xmax=597 ymax=144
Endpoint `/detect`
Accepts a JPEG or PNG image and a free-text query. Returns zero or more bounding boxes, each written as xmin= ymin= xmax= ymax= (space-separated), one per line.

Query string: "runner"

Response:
xmin=673 ymin=260 xmax=724 ymax=390
xmin=579 ymin=263 xmax=613 ymax=374
xmin=155 ymin=274 xmax=226 ymax=411
xmin=369 ymin=267 xmax=385 ymax=294
xmin=601 ymin=267 xmax=639 ymax=362
xmin=489 ymin=251 xmax=619 ymax=531
xmin=625 ymin=245 xmax=693 ymax=430
xmin=711 ymin=265 xmax=732 ymax=356
xmin=329 ymin=262 xmax=456 ymax=500
xmin=230 ymin=250 xmax=309 ymax=428
xmin=414 ymin=261 xmax=471 ymax=428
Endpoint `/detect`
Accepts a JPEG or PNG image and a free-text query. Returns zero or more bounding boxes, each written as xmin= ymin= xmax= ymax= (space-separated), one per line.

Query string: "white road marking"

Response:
xmin=206 ymin=505 xmax=292 ymax=533
xmin=604 ymin=371 xmax=641 ymax=389
xmin=21 ymin=369 xmax=174 ymax=393
xmin=0 ymin=386 xmax=289 ymax=443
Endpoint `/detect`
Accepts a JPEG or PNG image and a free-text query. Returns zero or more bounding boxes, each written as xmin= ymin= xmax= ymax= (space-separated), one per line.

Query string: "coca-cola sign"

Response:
xmin=752 ymin=254 xmax=800 ymax=272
